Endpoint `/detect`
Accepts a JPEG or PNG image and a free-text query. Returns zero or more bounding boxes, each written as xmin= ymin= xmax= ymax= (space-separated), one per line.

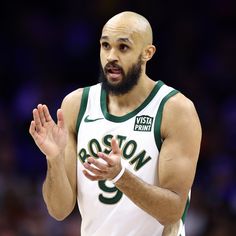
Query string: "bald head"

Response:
xmin=102 ymin=11 xmax=153 ymax=46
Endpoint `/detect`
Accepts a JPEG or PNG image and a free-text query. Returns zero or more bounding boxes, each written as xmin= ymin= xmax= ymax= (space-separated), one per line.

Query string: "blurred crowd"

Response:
xmin=0 ymin=0 xmax=235 ymax=235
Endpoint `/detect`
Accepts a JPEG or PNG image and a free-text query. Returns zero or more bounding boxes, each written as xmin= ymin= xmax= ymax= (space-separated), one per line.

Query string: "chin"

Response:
xmin=106 ymin=77 xmax=123 ymax=87
xmin=107 ymin=74 xmax=122 ymax=82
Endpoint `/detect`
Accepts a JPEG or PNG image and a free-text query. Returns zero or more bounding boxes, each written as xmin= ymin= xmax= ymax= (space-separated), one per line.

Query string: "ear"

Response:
xmin=141 ymin=45 xmax=156 ymax=62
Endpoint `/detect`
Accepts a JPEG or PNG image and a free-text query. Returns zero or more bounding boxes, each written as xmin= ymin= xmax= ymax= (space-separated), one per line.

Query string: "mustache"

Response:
xmin=104 ymin=62 xmax=123 ymax=72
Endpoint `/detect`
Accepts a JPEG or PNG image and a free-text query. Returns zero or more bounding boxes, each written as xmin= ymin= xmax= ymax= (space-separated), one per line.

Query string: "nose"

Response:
xmin=107 ymin=49 xmax=118 ymax=63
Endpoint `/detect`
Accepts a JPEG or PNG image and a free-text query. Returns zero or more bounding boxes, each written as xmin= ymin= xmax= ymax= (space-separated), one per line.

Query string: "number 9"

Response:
xmin=98 ymin=180 xmax=123 ymax=204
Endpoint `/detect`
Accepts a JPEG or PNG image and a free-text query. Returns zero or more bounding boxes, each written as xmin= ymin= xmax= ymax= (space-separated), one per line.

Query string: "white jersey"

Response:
xmin=76 ymin=81 xmax=188 ymax=236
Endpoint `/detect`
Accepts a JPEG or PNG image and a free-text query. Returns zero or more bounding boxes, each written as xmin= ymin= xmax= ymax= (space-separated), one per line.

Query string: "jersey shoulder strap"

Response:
xmin=154 ymin=88 xmax=179 ymax=150
xmin=76 ymin=86 xmax=90 ymax=134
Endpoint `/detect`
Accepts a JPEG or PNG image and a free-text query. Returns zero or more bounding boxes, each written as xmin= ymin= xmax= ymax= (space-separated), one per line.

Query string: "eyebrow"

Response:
xmin=100 ymin=36 xmax=133 ymax=44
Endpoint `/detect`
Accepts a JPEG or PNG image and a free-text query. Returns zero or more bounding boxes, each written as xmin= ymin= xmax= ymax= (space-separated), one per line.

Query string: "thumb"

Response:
xmin=111 ymin=137 xmax=120 ymax=155
xmin=57 ymin=109 xmax=65 ymax=129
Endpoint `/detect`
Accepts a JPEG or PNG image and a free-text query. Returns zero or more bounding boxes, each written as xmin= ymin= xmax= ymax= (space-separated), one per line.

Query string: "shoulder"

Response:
xmin=62 ymin=88 xmax=84 ymax=109
xmin=161 ymin=92 xmax=201 ymax=138
xmin=61 ymin=88 xmax=84 ymax=132
xmin=164 ymin=92 xmax=196 ymax=116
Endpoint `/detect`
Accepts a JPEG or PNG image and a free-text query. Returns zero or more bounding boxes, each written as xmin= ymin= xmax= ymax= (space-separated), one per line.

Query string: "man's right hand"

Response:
xmin=29 ymin=104 xmax=68 ymax=159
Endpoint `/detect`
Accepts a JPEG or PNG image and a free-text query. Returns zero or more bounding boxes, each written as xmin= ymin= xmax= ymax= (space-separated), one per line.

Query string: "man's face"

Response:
xmin=99 ymin=55 xmax=143 ymax=95
xmin=99 ymin=25 xmax=144 ymax=95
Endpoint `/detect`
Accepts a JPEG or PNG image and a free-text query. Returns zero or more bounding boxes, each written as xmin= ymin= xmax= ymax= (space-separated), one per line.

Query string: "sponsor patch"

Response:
xmin=134 ymin=115 xmax=153 ymax=132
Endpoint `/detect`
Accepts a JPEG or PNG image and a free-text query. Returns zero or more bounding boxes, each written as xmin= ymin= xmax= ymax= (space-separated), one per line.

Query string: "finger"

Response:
xmin=42 ymin=105 xmax=53 ymax=122
xmin=33 ymin=109 xmax=42 ymax=131
xmin=37 ymin=104 xmax=46 ymax=125
xmin=97 ymin=152 xmax=114 ymax=166
xmin=29 ymin=120 xmax=36 ymax=136
xmin=82 ymin=170 xmax=103 ymax=181
xmin=87 ymin=157 xmax=109 ymax=172
xmin=111 ymin=137 xmax=120 ymax=154
xmin=57 ymin=109 xmax=65 ymax=129
xmin=29 ymin=121 xmax=42 ymax=143
xmin=83 ymin=162 xmax=104 ymax=176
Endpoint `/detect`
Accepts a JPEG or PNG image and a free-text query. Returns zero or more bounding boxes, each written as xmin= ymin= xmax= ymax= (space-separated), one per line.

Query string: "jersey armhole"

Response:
xmin=181 ymin=192 xmax=191 ymax=223
xmin=76 ymin=86 xmax=90 ymax=134
xmin=178 ymin=191 xmax=191 ymax=236
xmin=154 ymin=89 xmax=179 ymax=151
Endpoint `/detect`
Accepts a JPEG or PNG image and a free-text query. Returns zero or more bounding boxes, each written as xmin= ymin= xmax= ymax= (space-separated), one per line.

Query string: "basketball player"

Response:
xmin=29 ymin=11 xmax=201 ymax=236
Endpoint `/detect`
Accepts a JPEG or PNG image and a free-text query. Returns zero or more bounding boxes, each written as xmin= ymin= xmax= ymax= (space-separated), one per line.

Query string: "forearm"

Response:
xmin=43 ymin=155 xmax=75 ymax=220
xmin=115 ymin=169 xmax=184 ymax=225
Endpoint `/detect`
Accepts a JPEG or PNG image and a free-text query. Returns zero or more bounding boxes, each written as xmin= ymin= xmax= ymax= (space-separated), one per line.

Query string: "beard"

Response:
xmin=99 ymin=55 xmax=143 ymax=96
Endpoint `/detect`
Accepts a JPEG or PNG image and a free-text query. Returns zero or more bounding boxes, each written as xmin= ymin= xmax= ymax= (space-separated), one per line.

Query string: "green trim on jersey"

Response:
xmin=100 ymin=80 xmax=165 ymax=123
xmin=154 ymin=89 xmax=179 ymax=151
xmin=181 ymin=196 xmax=190 ymax=223
xmin=76 ymin=87 xmax=90 ymax=134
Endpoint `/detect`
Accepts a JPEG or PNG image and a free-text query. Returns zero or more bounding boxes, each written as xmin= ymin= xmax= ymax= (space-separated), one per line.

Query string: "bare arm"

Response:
xmin=83 ymin=93 xmax=201 ymax=225
xmin=117 ymin=94 xmax=201 ymax=224
xmin=42 ymin=102 xmax=77 ymax=220
xmin=29 ymin=89 xmax=82 ymax=220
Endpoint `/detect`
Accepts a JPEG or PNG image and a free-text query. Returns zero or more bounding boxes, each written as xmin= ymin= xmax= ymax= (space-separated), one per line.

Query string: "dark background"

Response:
xmin=0 ymin=0 xmax=236 ymax=235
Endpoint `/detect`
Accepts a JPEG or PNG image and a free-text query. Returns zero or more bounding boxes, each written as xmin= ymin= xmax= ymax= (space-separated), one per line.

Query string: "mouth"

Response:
xmin=105 ymin=64 xmax=123 ymax=81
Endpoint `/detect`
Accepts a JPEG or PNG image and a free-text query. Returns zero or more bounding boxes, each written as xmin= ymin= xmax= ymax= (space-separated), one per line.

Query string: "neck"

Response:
xmin=107 ymin=75 xmax=156 ymax=116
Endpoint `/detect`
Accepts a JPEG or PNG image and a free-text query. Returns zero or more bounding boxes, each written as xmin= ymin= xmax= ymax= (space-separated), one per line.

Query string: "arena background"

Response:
xmin=0 ymin=0 xmax=235 ymax=235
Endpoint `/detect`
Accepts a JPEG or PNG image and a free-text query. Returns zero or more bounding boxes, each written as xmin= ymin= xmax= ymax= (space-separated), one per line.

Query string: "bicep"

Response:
xmin=158 ymin=94 xmax=201 ymax=201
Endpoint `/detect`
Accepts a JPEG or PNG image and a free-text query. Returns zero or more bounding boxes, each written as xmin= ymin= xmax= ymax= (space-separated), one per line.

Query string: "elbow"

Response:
xmin=52 ymin=214 xmax=67 ymax=221
xmin=158 ymin=215 xmax=181 ymax=226
xmin=42 ymin=193 xmax=76 ymax=221
xmin=47 ymin=207 xmax=70 ymax=221
xmin=51 ymin=214 xmax=66 ymax=221
xmin=156 ymin=194 xmax=186 ymax=226
xmin=155 ymin=207 xmax=184 ymax=226
xmin=45 ymin=200 xmax=74 ymax=221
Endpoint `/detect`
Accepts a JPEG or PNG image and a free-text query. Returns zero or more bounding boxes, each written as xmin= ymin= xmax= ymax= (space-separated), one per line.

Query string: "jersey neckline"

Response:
xmin=100 ymin=80 xmax=164 ymax=123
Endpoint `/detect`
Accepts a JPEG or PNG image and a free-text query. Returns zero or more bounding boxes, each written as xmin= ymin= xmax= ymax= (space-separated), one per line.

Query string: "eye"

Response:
xmin=101 ymin=42 xmax=110 ymax=50
xmin=119 ymin=44 xmax=129 ymax=52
